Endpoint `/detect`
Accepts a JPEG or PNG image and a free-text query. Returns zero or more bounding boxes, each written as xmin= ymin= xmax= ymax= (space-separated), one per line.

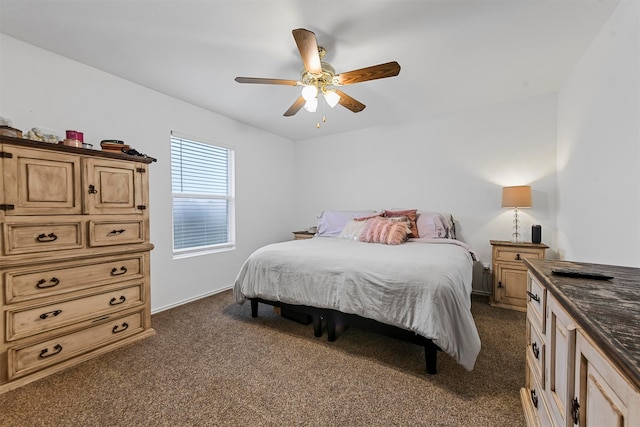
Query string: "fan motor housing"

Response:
xmin=301 ymin=61 xmax=339 ymax=88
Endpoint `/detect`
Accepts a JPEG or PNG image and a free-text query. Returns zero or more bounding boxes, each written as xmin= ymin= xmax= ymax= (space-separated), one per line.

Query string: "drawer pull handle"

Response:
xmin=530 ymin=389 xmax=538 ymax=409
xmin=36 ymin=233 xmax=58 ymax=242
xmin=571 ymin=397 xmax=580 ymax=424
xmin=532 ymin=342 xmax=539 ymax=359
xmin=110 ymin=266 xmax=128 ymax=276
xmin=39 ymin=309 xmax=63 ymax=320
xmin=108 ymin=229 xmax=126 ymax=235
xmin=109 ymin=296 xmax=126 ymax=305
xmin=515 ymin=253 xmax=521 ymax=261
xmin=39 ymin=344 xmax=63 ymax=359
xmin=526 ymin=291 xmax=540 ymax=303
xmin=112 ymin=322 xmax=129 ymax=334
xmin=36 ymin=277 xmax=60 ymax=289
xmin=88 ymin=184 xmax=98 ymax=194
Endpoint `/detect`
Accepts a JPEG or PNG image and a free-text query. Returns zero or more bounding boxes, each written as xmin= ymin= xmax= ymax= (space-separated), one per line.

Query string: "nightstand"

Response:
xmin=489 ymin=240 xmax=547 ymax=312
xmin=292 ymin=231 xmax=315 ymax=240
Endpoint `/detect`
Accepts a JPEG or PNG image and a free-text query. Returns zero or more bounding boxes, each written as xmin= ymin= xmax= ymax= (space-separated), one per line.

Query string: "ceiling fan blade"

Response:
xmin=335 ymin=90 xmax=366 ymax=113
xmin=337 ymin=61 xmax=401 ymax=85
xmin=292 ymin=28 xmax=322 ymax=74
xmin=284 ymin=96 xmax=306 ymax=117
xmin=235 ymin=77 xmax=299 ymax=86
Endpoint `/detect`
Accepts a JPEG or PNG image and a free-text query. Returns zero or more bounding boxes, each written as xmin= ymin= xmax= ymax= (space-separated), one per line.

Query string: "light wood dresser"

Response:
xmin=0 ymin=135 xmax=155 ymax=394
xmin=521 ymin=258 xmax=640 ymax=427
xmin=490 ymin=240 xmax=547 ymax=312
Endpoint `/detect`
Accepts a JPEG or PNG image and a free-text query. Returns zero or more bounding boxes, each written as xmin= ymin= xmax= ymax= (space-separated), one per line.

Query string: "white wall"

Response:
xmin=557 ymin=0 xmax=640 ymax=267
xmin=4 ymin=0 xmax=635 ymax=313
xmin=293 ymin=94 xmax=559 ymax=266
xmin=0 ymin=35 xmax=296 ymax=312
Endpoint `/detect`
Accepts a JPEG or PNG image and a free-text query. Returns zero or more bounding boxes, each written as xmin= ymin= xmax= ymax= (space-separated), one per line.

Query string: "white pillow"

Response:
xmin=316 ymin=210 xmax=378 ymax=237
xmin=390 ymin=208 xmax=456 ymax=239
xmin=338 ymin=219 xmax=368 ymax=240
xmin=416 ymin=211 xmax=456 ymax=239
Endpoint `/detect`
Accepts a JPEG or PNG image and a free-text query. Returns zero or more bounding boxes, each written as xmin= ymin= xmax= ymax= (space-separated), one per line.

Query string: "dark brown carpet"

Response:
xmin=0 ymin=291 xmax=526 ymax=426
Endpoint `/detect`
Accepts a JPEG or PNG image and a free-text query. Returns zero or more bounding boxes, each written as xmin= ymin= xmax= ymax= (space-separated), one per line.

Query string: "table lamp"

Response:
xmin=502 ymin=185 xmax=532 ymax=242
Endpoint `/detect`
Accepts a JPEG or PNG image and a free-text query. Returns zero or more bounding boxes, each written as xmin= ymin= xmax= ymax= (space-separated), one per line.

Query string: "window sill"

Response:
xmin=173 ymin=244 xmax=235 ymax=260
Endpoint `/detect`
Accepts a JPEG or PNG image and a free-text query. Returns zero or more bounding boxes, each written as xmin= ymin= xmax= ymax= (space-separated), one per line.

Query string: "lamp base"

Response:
xmin=511 ymin=208 xmax=522 ymax=243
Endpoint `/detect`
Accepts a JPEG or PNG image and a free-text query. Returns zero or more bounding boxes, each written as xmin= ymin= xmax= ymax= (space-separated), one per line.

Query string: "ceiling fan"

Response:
xmin=235 ymin=28 xmax=401 ymax=117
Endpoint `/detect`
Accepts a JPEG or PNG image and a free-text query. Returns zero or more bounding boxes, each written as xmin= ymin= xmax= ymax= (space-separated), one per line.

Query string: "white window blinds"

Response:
xmin=171 ymin=134 xmax=235 ymax=255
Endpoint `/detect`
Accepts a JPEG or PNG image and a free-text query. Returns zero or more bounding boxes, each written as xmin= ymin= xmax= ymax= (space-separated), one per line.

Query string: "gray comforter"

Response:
xmin=234 ymin=237 xmax=481 ymax=370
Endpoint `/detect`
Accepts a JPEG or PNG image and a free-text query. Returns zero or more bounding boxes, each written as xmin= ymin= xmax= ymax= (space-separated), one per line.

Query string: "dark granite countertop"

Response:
xmin=524 ymin=258 xmax=640 ymax=391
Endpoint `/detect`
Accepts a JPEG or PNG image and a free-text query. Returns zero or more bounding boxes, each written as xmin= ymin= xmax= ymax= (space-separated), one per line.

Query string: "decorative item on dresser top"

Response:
xmin=490 ymin=240 xmax=547 ymax=312
xmin=0 ymin=135 xmax=155 ymax=394
xmin=521 ymin=259 xmax=640 ymax=427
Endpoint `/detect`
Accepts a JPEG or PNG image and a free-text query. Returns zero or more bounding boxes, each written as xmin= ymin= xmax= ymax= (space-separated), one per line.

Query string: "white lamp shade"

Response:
xmin=303 ymin=97 xmax=318 ymax=112
xmin=324 ymin=90 xmax=341 ymax=108
xmin=301 ymin=85 xmax=318 ymax=102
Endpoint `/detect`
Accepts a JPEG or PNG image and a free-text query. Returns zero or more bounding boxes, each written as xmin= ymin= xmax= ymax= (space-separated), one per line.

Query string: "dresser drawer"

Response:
xmin=494 ymin=246 xmax=544 ymax=264
xmin=7 ymin=310 xmax=144 ymax=380
xmin=6 ymin=283 xmax=143 ymax=341
xmin=527 ymin=273 xmax=546 ymax=333
xmin=2 ymin=221 xmax=83 ymax=255
xmin=4 ymin=253 xmax=147 ymax=303
xmin=526 ymin=315 xmax=545 ymax=388
xmin=89 ymin=219 xmax=144 ymax=247
xmin=522 ymin=362 xmax=552 ymax=427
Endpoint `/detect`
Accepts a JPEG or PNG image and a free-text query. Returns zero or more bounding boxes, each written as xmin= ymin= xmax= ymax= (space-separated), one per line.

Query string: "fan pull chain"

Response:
xmin=316 ymin=97 xmax=328 ymax=129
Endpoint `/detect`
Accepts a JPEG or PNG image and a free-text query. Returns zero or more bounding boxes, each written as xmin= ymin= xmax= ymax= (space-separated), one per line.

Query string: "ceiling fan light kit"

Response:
xmin=235 ymin=28 xmax=401 ymax=125
xmin=303 ymin=97 xmax=318 ymax=113
xmin=323 ymin=89 xmax=340 ymax=108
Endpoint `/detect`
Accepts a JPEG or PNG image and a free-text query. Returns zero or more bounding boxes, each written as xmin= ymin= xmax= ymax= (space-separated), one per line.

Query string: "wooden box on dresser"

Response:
xmin=521 ymin=258 xmax=640 ymax=427
xmin=0 ymin=135 xmax=155 ymax=394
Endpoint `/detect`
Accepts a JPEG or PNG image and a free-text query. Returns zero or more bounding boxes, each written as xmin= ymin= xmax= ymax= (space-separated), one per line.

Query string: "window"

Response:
xmin=171 ymin=133 xmax=235 ymax=257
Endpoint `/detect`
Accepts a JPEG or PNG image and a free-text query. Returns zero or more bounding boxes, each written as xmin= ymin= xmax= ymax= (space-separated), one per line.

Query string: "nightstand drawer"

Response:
xmin=494 ymin=247 xmax=544 ymax=263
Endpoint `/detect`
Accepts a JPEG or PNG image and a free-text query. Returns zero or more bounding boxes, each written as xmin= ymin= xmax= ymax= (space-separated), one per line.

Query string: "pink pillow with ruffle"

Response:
xmin=384 ymin=209 xmax=419 ymax=238
xmin=359 ymin=217 xmax=410 ymax=245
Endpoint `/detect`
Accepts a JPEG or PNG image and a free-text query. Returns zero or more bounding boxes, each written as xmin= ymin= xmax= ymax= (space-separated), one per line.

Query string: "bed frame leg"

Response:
xmin=425 ymin=342 xmax=438 ymax=374
xmin=313 ymin=315 xmax=322 ymax=337
xmin=326 ymin=312 xmax=337 ymax=342
xmin=250 ymin=300 xmax=258 ymax=318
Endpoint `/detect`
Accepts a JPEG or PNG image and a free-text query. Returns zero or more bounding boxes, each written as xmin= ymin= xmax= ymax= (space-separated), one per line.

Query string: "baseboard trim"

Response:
xmin=151 ymin=285 xmax=234 ymax=314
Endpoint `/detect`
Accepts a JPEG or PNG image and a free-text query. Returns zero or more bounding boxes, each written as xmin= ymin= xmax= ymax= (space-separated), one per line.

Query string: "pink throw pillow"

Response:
xmin=359 ymin=217 xmax=410 ymax=245
xmin=384 ymin=209 xmax=419 ymax=238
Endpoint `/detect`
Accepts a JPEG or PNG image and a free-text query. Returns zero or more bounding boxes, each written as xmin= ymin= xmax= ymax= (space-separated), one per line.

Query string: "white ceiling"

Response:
xmin=0 ymin=0 xmax=621 ymax=141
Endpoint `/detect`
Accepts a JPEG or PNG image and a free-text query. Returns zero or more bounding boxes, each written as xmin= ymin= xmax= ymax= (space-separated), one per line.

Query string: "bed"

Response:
xmin=233 ymin=210 xmax=482 ymax=373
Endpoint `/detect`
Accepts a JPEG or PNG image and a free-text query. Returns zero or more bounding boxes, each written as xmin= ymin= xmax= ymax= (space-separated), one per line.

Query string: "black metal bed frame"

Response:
xmin=249 ymin=297 xmax=441 ymax=374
